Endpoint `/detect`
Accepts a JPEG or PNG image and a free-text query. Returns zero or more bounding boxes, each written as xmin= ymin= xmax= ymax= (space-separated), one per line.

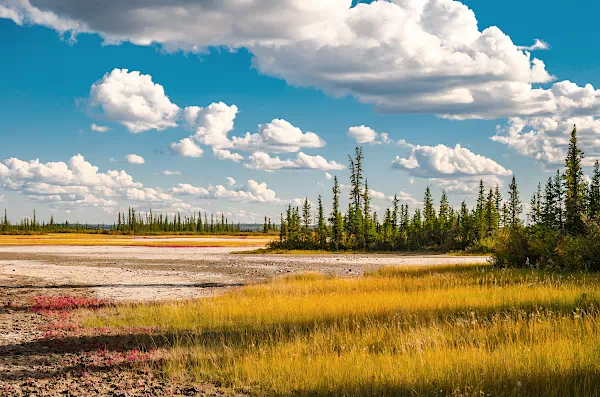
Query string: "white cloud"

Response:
xmin=163 ymin=170 xmax=181 ymax=176
xmin=1 ymin=0 xmax=572 ymax=119
xmin=325 ymin=172 xmax=333 ymax=180
xmin=231 ymin=119 xmax=325 ymax=153
xmin=245 ymin=152 xmax=344 ymax=172
xmin=492 ymin=116 xmax=600 ymax=167
xmin=171 ymin=179 xmax=298 ymax=205
xmin=0 ymin=154 xmax=197 ymax=212
xmin=226 ymin=177 xmax=236 ymax=187
xmin=348 ymin=125 xmax=395 ymax=145
xmin=185 ymin=102 xmax=239 ymax=148
xmin=90 ymin=123 xmax=110 ymax=133
xmin=0 ymin=154 xmax=140 ymax=188
xmin=170 ymin=183 xmax=210 ymax=196
xmin=125 ymin=154 xmax=145 ymax=164
xmin=517 ymin=39 xmax=550 ymax=51
xmin=348 ymin=125 xmax=377 ymax=144
xmin=170 ymin=137 xmax=203 ymax=158
xmin=392 ymin=143 xmax=512 ymax=178
xmin=89 ymin=69 xmax=180 ymax=133
xmin=431 ymin=175 xmax=503 ymax=196
xmin=213 ymin=148 xmax=244 ymax=163
xmin=369 ymin=189 xmax=387 ymax=200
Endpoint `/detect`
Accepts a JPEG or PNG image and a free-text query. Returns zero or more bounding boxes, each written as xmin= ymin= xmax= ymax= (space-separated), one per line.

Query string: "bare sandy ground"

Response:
xmin=0 ymin=240 xmax=490 ymax=302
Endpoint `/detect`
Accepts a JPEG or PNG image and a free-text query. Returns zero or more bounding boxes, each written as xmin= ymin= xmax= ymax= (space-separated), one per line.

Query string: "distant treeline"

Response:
xmin=273 ymin=126 xmax=600 ymax=271
xmin=0 ymin=208 xmax=278 ymax=235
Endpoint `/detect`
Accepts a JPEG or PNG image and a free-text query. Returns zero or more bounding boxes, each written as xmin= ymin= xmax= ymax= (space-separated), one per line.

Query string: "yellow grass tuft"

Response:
xmin=82 ymin=263 xmax=600 ymax=395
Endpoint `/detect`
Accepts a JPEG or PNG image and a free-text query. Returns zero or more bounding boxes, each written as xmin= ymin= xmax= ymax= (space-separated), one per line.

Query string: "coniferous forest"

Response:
xmin=273 ymin=126 xmax=600 ymax=271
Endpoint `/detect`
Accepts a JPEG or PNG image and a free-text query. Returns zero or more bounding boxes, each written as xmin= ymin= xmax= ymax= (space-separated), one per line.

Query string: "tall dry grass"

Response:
xmin=82 ymin=264 xmax=600 ymax=396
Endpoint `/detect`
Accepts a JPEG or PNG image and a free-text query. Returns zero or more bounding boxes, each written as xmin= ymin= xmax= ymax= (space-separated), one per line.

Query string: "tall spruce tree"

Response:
xmin=589 ymin=160 xmax=600 ymax=220
xmin=564 ymin=125 xmax=586 ymax=234
xmin=316 ymin=194 xmax=327 ymax=249
xmin=507 ymin=175 xmax=522 ymax=227
xmin=329 ymin=176 xmax=343 ymax=250
xmin=541 ymin=177 xmax=555 ymax=228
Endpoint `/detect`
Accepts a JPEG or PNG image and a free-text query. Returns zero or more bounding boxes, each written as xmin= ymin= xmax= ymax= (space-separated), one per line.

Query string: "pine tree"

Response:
xmin=363 ymin=180 xmax=373 ymax=248
xmin=329 ymin=176 xmax=344 ymax=251
xmin=541 ymin=177 xmax=555 ymax=228
xmin=348 ymin=146 xmax=364 ymax=248
xmin=494 ymin=184 xmax=502 ymax=228
xmin=507 ymin=175 xmax=522 ymax=227
xmin=316 ymin=194 xmax=327 ymax=249
xmin=302 ymin=198 xmax=312 ymax=243
xmin=554 ymin=170 xmax=564 ymax=229
xmin=438 ymin=190 xmax=449 ymax=233
xmin=475 ymin=179 xmax=486 ymax=236
xmin=564 ymin=125 xmax=586 ymax=234
xmin=589 ymin=160 xmax=600 ymax=220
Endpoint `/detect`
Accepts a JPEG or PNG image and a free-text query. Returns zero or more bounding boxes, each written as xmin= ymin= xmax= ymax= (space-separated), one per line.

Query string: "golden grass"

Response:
xmin=82 ymin=263 xmax=600 ymax=396
xmin=0 ymin=233 xmax=273 ymax=247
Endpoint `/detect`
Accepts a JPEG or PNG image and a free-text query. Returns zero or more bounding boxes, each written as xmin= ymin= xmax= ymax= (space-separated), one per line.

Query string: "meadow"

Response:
xmin=81 ymin=263 xmax=600 ymax=396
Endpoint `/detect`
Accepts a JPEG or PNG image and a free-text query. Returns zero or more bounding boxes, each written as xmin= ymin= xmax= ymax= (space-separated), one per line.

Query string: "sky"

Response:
xmin=0 ymin=0 xmax=599 ymax=224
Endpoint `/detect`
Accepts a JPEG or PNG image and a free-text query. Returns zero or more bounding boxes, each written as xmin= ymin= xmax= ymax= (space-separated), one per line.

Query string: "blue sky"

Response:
xmin=0 ymin=0 xmax=599 ymax=224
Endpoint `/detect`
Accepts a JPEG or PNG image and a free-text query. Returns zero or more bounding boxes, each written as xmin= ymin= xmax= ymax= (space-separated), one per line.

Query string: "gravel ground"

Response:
xmin=0 ymin=240 xmax=489 ymax=396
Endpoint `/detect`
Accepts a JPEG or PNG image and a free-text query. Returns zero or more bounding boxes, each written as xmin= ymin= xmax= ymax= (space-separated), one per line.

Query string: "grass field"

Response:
xmin=0 ymin=233 xmax=274 ymax=247
xmin=81 ymin=263 xmax=600 ymax=396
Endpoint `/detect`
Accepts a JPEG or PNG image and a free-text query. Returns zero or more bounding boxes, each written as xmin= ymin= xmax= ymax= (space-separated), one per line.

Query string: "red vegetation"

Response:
xmin=32 ymin=296 xmax=108 ymax=314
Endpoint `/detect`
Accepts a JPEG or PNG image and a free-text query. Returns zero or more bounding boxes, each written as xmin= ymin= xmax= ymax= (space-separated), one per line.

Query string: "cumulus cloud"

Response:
xmin=492 ymin=119 xmax=600 ymax=167
xmin=392 ymin=143 xmax=512 ymax=178
xmin=347 ymin=125 xmax=394 ymax=145
xmin=325 ymin=172 xmax=333 ymax=181
xmin=431 ymin=175 xmax=504 ymax=196
xmin=226 ymin=177 xmax=236 ymax=187
xmin=171 ymin=179 xmax=298 ymax=205
xmin=245 ymin=152 xmax=344 ymax=172
xmin=0 ymin=154 xmax=217 ymax=215
xmin=348 ymin=125 xmax=377 ymax=144
xmin=213 ymin=148 xmax=244 ymax=163
xmin=170 ymin=137 xmax=203 ymax=158
xmin=175 ymin=102 xmax=328 ymax=162
xmin=125 ymin=154 xmax=145 ymax=164
xmin=2 ymin=0 xmax=575 ymax=119
xmin=90 ymin=123 xmax=109 ymax=133
xmin=0 ymin=154 xmax=189 ymax=210
xmin=517 ymin=39 xmax=550 ymax=51
xmin=89 ymin=69 xmax=180 ymax=133
xmin=231 ymin=119 xmax=325 ymax=153
xmin=184 ymin=102 xmax=239 ymax=148
xmin=368 ymin=189 xmax=419 ymax=205
xmin=0 ymin=155 xmax=140 ymax=188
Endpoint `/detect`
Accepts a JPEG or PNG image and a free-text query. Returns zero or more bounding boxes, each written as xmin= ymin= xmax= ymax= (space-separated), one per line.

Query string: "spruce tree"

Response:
xmin=329 ymin=176 xmax=344 ymax=250
xmin=589 ymin=160 xmax=600 ymax=220
xmin=302 ymin=198 xmax=312 ymax=244
xmin=507 ymin=175 xmax=522 ymax=227
xmin=541 ymin=177 xmax=555 ymax=228
xmin=554 ymin=170 xmax=564 ymax=228
xmin=564 ymin=125 xmax=586 ymax=234
xmin=316 ymin=194 xmax=327 ymax=249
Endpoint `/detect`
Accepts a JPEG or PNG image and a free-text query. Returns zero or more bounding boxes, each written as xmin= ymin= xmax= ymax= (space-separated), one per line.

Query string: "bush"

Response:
xmin=493 ymin=222 xmax=600 ymax=271
xmin=556 ymin=223 xmax=600 ymax=271
xmin=492 ymin=227 xmax=532 ymax=268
